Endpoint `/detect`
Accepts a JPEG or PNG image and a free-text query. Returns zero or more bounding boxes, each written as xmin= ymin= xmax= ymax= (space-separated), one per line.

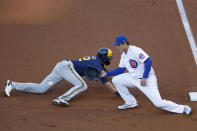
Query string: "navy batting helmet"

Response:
xmin=97 ymin=48 xmax=113 ymax=65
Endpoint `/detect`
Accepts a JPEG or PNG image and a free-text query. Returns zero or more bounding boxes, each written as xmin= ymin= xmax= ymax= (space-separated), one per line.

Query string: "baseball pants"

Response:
xmin=112 ymin=73 xmax=185 ymax=114
xmin=12 ymin=60 xmax=87 ymax=101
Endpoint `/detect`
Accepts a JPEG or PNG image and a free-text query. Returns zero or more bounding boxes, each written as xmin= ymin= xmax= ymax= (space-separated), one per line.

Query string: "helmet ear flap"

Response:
xmin=107 ymin=49 xmax=112 ymax=58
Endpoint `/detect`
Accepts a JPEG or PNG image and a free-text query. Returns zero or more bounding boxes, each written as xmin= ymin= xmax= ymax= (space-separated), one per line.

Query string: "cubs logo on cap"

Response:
xmin=129 ymin=59 xmax=138 ymax=68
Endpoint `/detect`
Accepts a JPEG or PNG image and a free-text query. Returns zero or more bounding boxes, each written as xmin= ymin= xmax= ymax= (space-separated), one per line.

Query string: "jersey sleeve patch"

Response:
xmin=139 ymin=53 xmax=145 ymax=59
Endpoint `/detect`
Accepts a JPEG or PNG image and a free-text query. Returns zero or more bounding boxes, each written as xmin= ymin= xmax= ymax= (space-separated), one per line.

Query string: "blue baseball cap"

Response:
xmin=113 ymin=35 xmax=128 ymax=45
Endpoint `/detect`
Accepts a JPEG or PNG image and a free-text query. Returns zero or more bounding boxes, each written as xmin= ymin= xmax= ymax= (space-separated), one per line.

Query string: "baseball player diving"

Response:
xmin=5 ymin=48 xmax=118 ymax=106
xmin=102 ymin=35 xmax=192 ymax=115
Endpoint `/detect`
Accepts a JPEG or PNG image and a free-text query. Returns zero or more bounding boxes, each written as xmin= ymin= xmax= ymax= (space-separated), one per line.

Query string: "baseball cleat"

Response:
xmin=53 ymin=98 xmax=69 ymax=106
xmin=118 ymin=103 xmax=138 ymax=110
xmin=53 ymin=98 xmax=61 ymax=105
xmin=5 ymin=80 xmax=13 ymax=97
xmin=60 ymin=99 xmax=70 ymax=106
xmin=183 ymin=105 xmax=192 ymax=115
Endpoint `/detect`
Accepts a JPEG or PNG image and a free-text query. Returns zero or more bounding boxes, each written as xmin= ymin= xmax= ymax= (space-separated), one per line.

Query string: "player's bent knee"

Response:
xmin=78 ymin=82 xmax=88 ymax=91
xmin=82 ymin=84 xmax=88 ymax=91
xmin=112 ymin=76 xmax=120 ymax=84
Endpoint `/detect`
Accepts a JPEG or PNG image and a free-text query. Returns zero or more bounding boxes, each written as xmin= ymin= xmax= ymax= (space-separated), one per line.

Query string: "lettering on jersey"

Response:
xmin=129 ymin=59 xmax=138 ymax=68
xmin=139 ymin=53 xmax=145 ymax=59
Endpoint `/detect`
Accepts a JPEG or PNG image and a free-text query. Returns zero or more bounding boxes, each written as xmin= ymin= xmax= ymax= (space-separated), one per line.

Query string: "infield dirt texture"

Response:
xmin=0 ymin=0 xmax=197 ymax=131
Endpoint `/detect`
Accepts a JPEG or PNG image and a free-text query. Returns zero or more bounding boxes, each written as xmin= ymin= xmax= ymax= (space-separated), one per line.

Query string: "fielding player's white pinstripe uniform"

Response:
xmin=110 ymin=35 xmax=192 ymax=115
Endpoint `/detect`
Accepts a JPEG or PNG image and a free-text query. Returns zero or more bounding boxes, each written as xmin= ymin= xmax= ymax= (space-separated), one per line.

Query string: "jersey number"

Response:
xmin=79 ymin=56 xmax=96 ymax=61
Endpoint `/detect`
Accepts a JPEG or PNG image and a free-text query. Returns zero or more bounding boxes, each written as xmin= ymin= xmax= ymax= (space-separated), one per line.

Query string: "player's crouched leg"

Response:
xmin=62 ymin=81 xmax=88 ymax=101
xmin=74 ymin=81 xmax=88 ymax=93
xmin=112 ymin=75 xmax=122 ymax=87
xmin=53 ymin=82 xmax=88 ymax=106
xmin=76 ymin=81 xmax=88 ymax=94
xmin=151 ymin=99 xmax=185 ymax=114
xmin=151 ymin=99 xmax=166 ymax=108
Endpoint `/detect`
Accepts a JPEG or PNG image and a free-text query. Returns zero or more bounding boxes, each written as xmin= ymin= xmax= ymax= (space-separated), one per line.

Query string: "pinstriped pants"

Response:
xmin=12 ymin=60 xmax=87 ymax=101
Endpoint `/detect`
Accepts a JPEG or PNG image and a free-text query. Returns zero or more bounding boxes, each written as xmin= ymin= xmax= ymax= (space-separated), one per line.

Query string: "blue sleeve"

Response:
xmin=143 ymin=57 xmax=152 ymax=78
xmin=106 ymin=67 xmax=126 ymax=76
xmin=100 ymin=77 xmax=108 ymax=84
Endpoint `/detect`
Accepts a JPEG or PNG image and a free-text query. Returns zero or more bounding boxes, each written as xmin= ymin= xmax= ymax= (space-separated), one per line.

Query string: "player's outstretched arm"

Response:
xmin=104 ymin=81 xmax=120 ymax=96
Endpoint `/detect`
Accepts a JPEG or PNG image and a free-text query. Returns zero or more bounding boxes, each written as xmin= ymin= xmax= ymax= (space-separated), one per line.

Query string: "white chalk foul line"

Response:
xmin=176 ymin=0 xmax=197 ymax=65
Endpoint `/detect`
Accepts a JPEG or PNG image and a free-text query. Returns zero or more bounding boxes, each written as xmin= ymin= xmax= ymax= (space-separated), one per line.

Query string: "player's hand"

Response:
xmin=140 ymin=78 xmax=147 ymax=86
xmin=101 ymin=70 xmax=107 ymax=77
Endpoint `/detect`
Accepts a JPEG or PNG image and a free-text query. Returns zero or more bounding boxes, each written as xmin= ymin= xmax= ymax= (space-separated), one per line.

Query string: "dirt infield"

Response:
xmin=0 ymin=0 xmax=197 ymax=131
